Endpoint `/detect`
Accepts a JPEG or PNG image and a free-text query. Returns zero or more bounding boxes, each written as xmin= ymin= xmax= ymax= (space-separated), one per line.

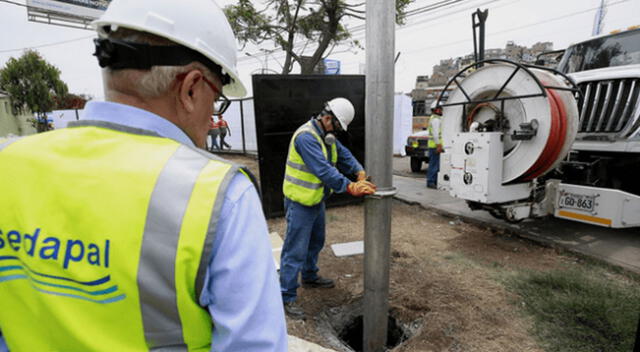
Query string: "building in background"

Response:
xmin=0 ymin=91 xmax=36 ymax=138
xmin=410 ymin=84 xmax=452 ymax=130
xmin=410 ymin=41 xmax=557 ymax=128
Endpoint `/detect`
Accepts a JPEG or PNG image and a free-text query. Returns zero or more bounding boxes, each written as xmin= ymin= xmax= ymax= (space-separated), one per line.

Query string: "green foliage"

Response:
xmin=224 ymin=0 xmax=414 ymax=74
xmin=505 ymin=268 xmax=640 ymax=352
xmin=224 ymin=0 xmax=274 ymax=46
xmin=396 ymin=0 xmax=413 ymax=24
xmin=0 ymin=50 xmax=68 ymax=118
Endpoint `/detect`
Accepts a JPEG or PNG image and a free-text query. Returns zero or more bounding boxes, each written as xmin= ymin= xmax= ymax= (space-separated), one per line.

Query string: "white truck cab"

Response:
xmin=557 ymin=27 xmax=640 ymax=198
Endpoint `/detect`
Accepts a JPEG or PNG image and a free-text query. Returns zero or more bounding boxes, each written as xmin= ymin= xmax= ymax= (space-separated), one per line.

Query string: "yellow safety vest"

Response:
xmin=282 ymin=121 xmax=338 ymax=206
xmin=428 ymin=114 xmax=443 ymax=148
xmin=0 ymin=121 xmax=246 ymax=351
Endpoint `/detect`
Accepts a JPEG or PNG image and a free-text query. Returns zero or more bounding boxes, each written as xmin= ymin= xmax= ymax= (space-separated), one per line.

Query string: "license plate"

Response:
xmin=558 ymin=192 xmax=595 ymax=212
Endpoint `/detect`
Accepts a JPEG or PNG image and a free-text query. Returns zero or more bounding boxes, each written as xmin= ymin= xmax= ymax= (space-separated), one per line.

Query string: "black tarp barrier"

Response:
xmin=253 ymin=74 xmax=366 ymax=218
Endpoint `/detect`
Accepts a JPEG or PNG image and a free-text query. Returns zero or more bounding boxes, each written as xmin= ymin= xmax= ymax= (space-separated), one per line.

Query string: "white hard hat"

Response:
xmin=92 ymin=0 xmax=246 ymax=97
xmin=325 ymin=97 xmax=355 ymax=131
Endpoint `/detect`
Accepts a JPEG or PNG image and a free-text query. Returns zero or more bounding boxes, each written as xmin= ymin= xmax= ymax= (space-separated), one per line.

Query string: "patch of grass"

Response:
xmin=505 ymin=268 xmax=640 ymax=352
xmin=440 ymin=252 xmax=477 ymax=267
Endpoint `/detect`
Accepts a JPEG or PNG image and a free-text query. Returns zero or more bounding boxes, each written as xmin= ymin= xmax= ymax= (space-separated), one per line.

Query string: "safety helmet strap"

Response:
xmin=93 ymin=38 xmax=230 ymax=85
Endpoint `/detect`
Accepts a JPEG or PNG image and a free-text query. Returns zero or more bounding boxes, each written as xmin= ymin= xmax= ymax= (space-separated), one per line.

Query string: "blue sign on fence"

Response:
xmin=324 ymin=59 xmax=341 ymax=75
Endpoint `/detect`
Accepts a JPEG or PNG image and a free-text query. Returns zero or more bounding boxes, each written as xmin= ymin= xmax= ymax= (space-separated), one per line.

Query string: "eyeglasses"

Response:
xmin=176 ymin=72 xmax=230 ymax=116
xmin=202 ymin=76 xmax=231 ymax=116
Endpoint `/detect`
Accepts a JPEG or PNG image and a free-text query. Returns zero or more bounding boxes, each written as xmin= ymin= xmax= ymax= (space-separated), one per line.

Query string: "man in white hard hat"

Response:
xmin=280 ymin=97 xmax=377 ymax=319
xmin=0 ymin=0 xmax=286 ymax=350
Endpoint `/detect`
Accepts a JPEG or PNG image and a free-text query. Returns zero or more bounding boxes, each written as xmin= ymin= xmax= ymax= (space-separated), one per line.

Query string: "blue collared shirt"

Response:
xmin=294 ymin=119 xmax=364 ymax=197
xmin=0 ymin=101 xmax=287 ymax=352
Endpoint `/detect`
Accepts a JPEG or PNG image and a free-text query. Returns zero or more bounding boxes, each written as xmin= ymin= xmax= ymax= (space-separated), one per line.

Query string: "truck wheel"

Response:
xmin=410 ymin=157 xmax=422 ymax=172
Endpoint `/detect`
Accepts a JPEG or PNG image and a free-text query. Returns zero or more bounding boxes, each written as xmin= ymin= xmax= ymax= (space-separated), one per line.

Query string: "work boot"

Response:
xmin=302 ymin=276 xmax=335 ymax=288
xmin=283 ymin=301 xmax=305 ymax=320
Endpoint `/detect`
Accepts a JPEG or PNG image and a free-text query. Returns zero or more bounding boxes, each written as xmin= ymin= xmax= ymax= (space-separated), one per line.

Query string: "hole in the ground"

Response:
xmin=338 ymin=315 xmax=406 ymax=352
xmin=316 ymin=300 xmax=421 ymax=352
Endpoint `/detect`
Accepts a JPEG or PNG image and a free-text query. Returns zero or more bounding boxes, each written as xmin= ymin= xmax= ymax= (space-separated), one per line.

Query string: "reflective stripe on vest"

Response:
xmin=0 ymin=137 xmax=20 ymax=152
xmin=0 ymin=122 xmax=242 ymax=351
xmin=282 ymin=121 xmax=337 ymax=206
xmin=428 ymin=115 xmax=442 ymax=148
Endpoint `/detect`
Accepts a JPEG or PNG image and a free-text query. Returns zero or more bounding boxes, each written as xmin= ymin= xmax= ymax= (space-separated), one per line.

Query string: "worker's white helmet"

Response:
xmin=92 ymin=0 xmax=246 ymax=97
xmin=325 ymin=97 xmax=355 ymax=131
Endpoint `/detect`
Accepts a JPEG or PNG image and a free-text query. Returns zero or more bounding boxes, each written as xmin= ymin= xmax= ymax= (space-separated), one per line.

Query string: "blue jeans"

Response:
xmin=208 ymin=131 xmax=220 ymax=151
xmin=280 ymin=198 xmax=325 ymax=303
xmin=220 ymin=129 xmax=231 ymax=150
xmin=427 ymin=148 xmax=440 ymax=186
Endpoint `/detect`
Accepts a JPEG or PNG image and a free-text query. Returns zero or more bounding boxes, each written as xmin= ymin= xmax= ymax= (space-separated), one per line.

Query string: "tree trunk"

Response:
xmin=282 ymin=54 xmax=293 ymax=74
xmin=280 ymin=0 xmax=303 ymax=75
xmin=300 ymin=0 xmax=340 ymax=74
xmin=300 ymin=60 xmax=317 ymax=75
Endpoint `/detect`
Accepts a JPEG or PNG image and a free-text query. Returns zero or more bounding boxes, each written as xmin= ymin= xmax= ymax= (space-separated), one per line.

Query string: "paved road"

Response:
xmin=392 ymin=156 xmax=640 ymax=274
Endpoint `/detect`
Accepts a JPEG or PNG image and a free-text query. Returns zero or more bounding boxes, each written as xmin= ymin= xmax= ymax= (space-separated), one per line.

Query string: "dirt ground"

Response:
xmin=270 ymin=202 xmax=565 ymax=352
xmin=218 ymin=154 xmax=596 ymax=351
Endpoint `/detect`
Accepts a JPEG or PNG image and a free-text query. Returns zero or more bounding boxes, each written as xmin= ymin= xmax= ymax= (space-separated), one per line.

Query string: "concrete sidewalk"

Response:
xmin=289 ymin=335 xmax=336 ymax=352
xmin=393 ymin=175 xmax=640 ymax=274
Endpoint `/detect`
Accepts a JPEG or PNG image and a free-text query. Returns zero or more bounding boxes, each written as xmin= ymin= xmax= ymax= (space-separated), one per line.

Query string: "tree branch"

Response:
xmin=344 ymin=7 xmax=365 ymax=14
xmin=344 ymin=13 xmax=365 ymax=20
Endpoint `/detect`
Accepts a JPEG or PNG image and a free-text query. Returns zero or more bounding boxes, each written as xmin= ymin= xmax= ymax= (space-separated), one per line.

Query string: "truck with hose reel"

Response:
xmin=437 ymin=26 xmax=640 ymax=228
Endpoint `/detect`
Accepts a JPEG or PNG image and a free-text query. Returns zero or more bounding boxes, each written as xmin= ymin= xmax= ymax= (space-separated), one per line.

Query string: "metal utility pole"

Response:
xmin=364 ymin=0 xmax=396 ymax=351
xmin=239 ymin=100 xmax=246 ymax=154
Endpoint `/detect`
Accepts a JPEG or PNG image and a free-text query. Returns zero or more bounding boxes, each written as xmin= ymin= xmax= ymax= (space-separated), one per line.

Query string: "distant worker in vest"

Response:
xmin=427 ymin=102 xmax=443 ymax=189
xmin=208 ymin=115 xmax=220 ymax=151
xmin=218 ymin=115 xmax=232 ymax=150
xmin=0 ymin=0 xmax=287 ymax=351
xmin=281 ymin=97 xmax=377 ymax=319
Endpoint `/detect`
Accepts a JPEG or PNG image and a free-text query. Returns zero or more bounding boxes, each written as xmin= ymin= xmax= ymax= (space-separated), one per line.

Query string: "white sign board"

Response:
xmin=27 ymin=0 xmax=108 ymax=20
xmin=393 ymin=93 xmax=413 ymax=156
xmin=45 ymin=109 xmax=80 ymax=129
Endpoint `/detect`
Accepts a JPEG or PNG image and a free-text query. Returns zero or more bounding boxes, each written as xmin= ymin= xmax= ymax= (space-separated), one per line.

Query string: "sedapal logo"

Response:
xmin=0 ymin=227 xmax=126 ymax=304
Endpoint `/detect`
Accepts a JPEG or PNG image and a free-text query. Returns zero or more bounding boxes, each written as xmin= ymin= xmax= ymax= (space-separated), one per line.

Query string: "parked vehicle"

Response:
xmin=439 ymin=24 xmax=640 ymax=228
xmin=556 ymin=26 xmax=640 ymax=197
xmin=405 ymin=129 xmax=430 ymax=172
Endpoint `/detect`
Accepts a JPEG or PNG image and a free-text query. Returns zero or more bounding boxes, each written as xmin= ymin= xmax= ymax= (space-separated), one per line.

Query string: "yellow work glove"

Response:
xmin=356 ymin=170 xmax=367 ymax=181
xmin=347 ymin=180 xmax=377 ymax=197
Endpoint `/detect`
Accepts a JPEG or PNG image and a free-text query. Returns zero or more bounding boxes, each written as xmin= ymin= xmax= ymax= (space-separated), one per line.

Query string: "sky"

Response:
xmin=0 ymin=0 xmax=639 ymax=101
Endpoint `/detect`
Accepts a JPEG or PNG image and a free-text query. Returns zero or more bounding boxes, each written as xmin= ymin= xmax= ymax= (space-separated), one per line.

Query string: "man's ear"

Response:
xmin=178 ymin=70 xmax=204 ymax=113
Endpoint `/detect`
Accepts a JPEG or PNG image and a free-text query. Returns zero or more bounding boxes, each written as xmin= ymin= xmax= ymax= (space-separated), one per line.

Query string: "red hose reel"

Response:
xmin=443 ymin=63 xmax=579 ymax=183
xmin=521 ymin=88 xmax=568 ymax=181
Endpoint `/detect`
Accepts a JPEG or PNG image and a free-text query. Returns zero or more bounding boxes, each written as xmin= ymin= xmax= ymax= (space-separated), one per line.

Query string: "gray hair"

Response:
xmin=102 ymin=28 xmax=214 ymax=99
